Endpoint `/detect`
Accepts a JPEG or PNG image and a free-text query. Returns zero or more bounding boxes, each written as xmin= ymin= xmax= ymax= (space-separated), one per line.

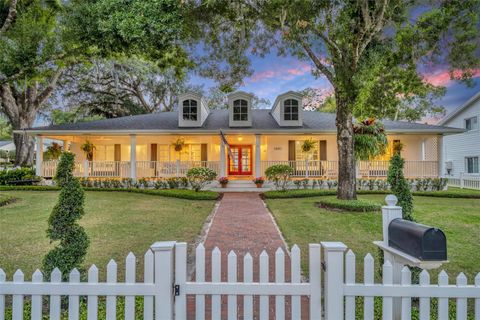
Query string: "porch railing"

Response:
xmin=42 ymin=160 xmax=438 ymax=179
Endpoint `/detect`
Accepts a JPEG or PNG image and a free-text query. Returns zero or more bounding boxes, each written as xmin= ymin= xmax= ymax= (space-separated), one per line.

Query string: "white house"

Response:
xmin=439 ymin=91 xmax=480 ymax=177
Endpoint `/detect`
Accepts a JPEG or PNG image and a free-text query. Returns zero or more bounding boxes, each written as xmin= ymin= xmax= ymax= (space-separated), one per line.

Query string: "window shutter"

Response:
xmin=150 ymin=144 xmax=157 ymax=162
xmin=288 ymin=141 xmax=296 ymax=161
xmin=201 ymin=144 xmax=208 ymax=162
xmin=114 ymin=144 xmax=121 ymax=161
xmin=319 ymin=140 xmax=327 ymax=161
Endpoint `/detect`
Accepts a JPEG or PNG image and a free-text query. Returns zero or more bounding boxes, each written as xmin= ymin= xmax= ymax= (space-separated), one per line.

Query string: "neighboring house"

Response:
xmin=18 ymin=91 xmax=461 ymax=180
xmin=0 ymin=140 xmax=15 ymax=152
xmin=438 ymin=91 xmax=480 ymax=177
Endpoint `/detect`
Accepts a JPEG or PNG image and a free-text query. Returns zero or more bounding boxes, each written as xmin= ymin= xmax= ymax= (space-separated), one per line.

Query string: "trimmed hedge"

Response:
xmin=0 ymin=186 xmax=220 ymax=201
xmin=318 ymin=198 xmax=381 ymax=212
xmin=263 ymin=189 xmax=480 ymax=199
xmin=0 ymin=194 xmax=17 ymax=206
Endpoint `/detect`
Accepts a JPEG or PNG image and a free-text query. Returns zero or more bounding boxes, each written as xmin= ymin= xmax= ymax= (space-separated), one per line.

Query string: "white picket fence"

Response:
xmin=448 ymin=173 xmax=480 ymax=190
xmin=1 ymin=241 xmax=480 ymax=319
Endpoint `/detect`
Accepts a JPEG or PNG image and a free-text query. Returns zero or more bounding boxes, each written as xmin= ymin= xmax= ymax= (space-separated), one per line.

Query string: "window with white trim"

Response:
xmin=466 ymin=156 xmax=479 ymax=174
xmin=233 ymin=99 xmax=248 ymax=121
xmin=182 ymin=99 xmax=198 ymax=121
xmin=284 ymin=99 xmax=299 ymax=121
xmin=465 ymin=116 xmax=478 ymax=131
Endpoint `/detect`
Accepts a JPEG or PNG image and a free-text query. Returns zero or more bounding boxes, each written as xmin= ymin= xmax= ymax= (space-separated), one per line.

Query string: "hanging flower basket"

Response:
xmin=353 ymin=118 xmax=388 ymax=160
xmin=172 ymin=138 xmax=185 ymax=152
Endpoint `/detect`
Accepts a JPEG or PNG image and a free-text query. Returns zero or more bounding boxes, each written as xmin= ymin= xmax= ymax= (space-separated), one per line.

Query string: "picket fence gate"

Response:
xmin=1 ymin=240 xmax=480 ymax=320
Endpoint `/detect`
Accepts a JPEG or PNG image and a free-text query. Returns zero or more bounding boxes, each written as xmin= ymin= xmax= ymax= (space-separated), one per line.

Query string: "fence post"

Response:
xmin=305 ymin=159 xmax=309 ymax=178
xmin=460 ymin=172 xmax=464 ymax=189
xmin=83 ymin=160 xmax=89 ymax=178
xmin=176 ymin=160 xmax=180 ymax=177
xmin=151 ymin=241 xmax=176 ymax=320
xmin=321 ymin=242 xmax=347 ymax=320
xmin=382 ymin=195 xmax=403 ymax=320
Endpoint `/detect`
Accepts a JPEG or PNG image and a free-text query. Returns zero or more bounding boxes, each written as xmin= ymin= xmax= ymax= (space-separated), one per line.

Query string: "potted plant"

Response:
xmin=218 ymin=176 xmax=229 ymax=188
xmin=301 ymin=139 xmax=316 ymax=153
xmin=253 ymin=176 xmax=265 ymax=188
xmin=81 ymin=140 xmax=96 ymax=161
xmin=172 ymin=138 xmax=185 ymax=152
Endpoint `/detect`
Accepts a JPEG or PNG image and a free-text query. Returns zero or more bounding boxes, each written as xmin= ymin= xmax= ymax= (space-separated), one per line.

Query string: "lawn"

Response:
xmin=0 ymin=191 xmax=215 ymax=280
xmin=266 ymin=194 xmax=480 ymax=282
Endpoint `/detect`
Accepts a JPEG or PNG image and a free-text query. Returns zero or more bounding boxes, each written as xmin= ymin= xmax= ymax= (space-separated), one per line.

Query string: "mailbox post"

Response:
xmin=374 ymin=195 xmax=448 ymax=320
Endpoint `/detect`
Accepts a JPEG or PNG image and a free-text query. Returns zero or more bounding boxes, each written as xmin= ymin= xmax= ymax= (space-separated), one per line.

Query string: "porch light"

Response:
xmin=237 ymin=137 xmax=243 ymax=141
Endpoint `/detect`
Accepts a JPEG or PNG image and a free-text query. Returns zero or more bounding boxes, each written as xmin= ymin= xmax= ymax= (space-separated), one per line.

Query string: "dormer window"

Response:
xmin=182 ymin=99 xmax=198 ymax=121
xmin=284 ymin=99 xmax=299 ymax=121
xmin=233 ymin=99 xmax=248 ymax=121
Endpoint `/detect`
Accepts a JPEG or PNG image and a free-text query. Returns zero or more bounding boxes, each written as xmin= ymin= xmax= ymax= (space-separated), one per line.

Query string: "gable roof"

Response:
xmin=438 ymin=91 xmax=480 ymax=125
xmin=21 ymin=109 xmax=463 ymax=135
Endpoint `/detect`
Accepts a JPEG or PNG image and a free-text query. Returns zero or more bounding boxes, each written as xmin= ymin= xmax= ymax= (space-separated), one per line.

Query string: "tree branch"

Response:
xmin=34 ymin=68 xmax=63 ymax=107
xmin=300 ymin=39 xmax=335 ymax=84
xmin=0 ymin=0 xmax=17 ymax=35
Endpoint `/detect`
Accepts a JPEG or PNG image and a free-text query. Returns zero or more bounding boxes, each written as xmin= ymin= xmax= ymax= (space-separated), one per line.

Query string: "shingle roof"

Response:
xmin=24 ymin=109 xmax=463 ymax=134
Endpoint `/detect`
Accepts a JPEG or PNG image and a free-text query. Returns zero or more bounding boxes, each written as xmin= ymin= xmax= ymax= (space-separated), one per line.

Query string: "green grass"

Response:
xmin=263 ymin=186 xmax=480 ymax=199
xmin=0 ymin=191 xmax=215 ymax=280
xmin=0 ymin=193 xmax=16 ymax=207
xmin=266 ymin=194 xmax=480 ymax=281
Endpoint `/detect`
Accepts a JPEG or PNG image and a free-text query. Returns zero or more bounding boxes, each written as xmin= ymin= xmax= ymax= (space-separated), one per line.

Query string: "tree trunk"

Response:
xmin=335 ymin=89 xmax=357 ymax=200
xmin=13 ymin=131 xmax=35 ymax=166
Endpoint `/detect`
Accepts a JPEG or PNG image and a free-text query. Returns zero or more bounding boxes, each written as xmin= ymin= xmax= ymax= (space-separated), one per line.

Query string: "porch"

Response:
xmin=36 ymin=133 xmax=441 ymax=180
xmin=41 ymin=159 xmax=439 ymax=179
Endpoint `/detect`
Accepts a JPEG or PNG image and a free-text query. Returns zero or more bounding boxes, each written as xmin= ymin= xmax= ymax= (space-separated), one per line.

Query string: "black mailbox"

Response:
xmin=388 ymin=219 xmax=447 ymax=261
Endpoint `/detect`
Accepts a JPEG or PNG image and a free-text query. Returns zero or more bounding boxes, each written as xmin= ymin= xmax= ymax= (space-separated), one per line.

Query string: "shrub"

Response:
xmin=265 ymin=164 xmax=293 ymax=191
xmin=167 ymin=177 xmax=180 ymax=189
xmin=186 ymin=167 xmax=217 ymax=192
xmin=0 ymin=167 xmax=38 ymax=185
xmin=387 ymin=152 xmax=414 ymax=221
xmin=43 ymin=152 xmax=89 ymax=279
xmin=318 ymin=198 xmax=381 ymax=212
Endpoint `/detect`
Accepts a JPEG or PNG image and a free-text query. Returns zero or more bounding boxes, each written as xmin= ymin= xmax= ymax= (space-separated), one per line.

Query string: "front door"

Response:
xmin=228 ymin=145 xmax=252 ymax=176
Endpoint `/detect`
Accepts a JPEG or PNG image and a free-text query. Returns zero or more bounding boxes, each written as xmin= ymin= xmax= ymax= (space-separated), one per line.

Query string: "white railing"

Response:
xmin=448 ymin=173 xmax=480 ymax=190
xmin=260 ymin=160 xmax=438 ymax=178
xmin=260 ymin=160 xmax=339 ymax=178
xmin=42 ymin=160 xmax=220 ymax=179
xmin=87 ymin=161 xmax=130 ymax=178
xmin=136 ymin=161 xmax=221 ymax=178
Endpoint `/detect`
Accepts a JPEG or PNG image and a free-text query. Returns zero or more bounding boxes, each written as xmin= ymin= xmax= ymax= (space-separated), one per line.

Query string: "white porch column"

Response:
xmin=220 ymin=138 xmax=226 ymax=177
xmin=255 ymin=134 xmax=261 ymax=177
xmin=62 ymin=140 xmax=71 ymax=152
xmin=438 ymin=135 xmax=444 ymax=177
xmin=130 ymin=135 xmax=137 ymax=180
xmin=421 ymin=138 xmax=426 ymax=161
xmin=35 ymin=136 xmax=44 ymax=176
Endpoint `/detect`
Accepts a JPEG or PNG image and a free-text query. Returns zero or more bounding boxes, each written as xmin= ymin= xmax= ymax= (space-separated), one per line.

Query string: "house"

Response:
xmin=19 ymin=91 xmax=462 ymax=180
xmin=438 ymin=91 xmax=480 ymax=177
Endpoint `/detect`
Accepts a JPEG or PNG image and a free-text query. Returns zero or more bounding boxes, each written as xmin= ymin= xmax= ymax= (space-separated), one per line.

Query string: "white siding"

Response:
xmin=442 ymin=98 xmax=480 ymax=177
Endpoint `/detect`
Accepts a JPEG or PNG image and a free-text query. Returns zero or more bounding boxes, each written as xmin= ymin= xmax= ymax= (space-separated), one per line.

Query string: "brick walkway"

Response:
xmin=187 ymin=192 xmax=309 ymax=319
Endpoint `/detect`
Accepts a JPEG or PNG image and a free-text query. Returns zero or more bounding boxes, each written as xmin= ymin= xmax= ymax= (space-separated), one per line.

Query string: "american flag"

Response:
xmin=220 ymin=130 xmax=234 ymax=160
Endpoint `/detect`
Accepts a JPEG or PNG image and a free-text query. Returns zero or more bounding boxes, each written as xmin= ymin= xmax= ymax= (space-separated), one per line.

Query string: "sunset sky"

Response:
xmin=190 ymin=51 xmax=480 ymax=123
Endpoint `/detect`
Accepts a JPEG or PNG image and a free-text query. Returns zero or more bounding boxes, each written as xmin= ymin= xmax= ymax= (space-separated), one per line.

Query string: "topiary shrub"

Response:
xmin=186 ymin=167 xmax=217 ymax=192
xmin=43 ymin=152 xmax=89 ymax=279
xmin=387 ymin=151 xmax=414 ymax=221
xmin=265 ymin=164 xmax=294 ymax=191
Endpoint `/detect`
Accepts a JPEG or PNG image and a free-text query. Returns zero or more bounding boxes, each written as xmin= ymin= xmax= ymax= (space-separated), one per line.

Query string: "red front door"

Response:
xmin=228 ymin=145 xmax=253 ymax=176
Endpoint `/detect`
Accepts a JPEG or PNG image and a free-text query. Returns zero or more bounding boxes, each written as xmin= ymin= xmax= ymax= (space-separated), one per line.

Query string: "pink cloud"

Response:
xmin=423 ymin=69 xmax=480 ymax=86
xmin=248 ymin=61 xmax=312 ymax=83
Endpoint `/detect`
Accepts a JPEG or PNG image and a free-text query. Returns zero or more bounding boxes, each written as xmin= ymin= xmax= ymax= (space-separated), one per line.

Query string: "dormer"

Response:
xmin=178 ymin=92 xmax=210 ymax=127
xmin=228 ymin=91 xmax=253 ymax=127
xmin=271 ymin=91 xmax=303 ymax=127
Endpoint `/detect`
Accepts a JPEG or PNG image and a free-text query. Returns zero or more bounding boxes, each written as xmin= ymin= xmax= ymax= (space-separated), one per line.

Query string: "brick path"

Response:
xmin=187 ymin=192 xmax=310 ymax=319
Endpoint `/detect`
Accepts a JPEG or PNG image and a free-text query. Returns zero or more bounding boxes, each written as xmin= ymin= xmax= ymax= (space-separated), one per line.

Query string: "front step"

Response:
xmin=208 ymin=179 xmax=271 ymax=192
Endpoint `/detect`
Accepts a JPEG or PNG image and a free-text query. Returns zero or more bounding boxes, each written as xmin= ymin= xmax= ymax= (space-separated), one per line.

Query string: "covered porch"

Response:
xmin=35 ymin=133 xmax=442 ymax=180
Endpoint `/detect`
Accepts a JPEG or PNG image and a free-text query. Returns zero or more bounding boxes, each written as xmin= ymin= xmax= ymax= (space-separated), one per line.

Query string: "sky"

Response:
xmin=189 ymin=51 xmax=480 ymax=124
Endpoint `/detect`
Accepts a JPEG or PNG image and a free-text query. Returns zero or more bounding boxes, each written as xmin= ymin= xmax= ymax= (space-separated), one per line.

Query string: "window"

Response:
xmin=284 ymin=99 xmax=299 ymax=121
xmin=465 ymin=116 xmax=478 ymax=131
xmin=233 ymin=99 xmax=248 ymax=121
xmin=466 ymin=157 xmax=479 ymax=174
xmin=182 ymin=99 xmax=198 ymax=121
